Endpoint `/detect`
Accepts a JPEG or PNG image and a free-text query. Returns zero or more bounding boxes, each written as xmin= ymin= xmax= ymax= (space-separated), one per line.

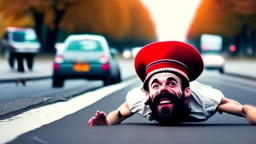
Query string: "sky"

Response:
xmin=141 ymin=0 xmax=201 ymax=41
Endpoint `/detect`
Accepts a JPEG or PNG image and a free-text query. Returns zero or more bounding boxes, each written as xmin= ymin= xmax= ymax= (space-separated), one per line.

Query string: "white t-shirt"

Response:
xmin=126 ymin=81 xmax=224 ymax=122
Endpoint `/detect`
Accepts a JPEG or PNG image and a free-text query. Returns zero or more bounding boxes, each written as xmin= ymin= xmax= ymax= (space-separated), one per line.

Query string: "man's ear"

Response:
xmin=184 ymin=87 xmax=191 ymax=99
xmin=145 ymin=92 xmax=150 ymax=105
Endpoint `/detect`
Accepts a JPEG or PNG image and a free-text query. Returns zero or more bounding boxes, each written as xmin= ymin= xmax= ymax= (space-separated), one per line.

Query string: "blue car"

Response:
xmin=52 ymin=34 xmax=122 ymax=88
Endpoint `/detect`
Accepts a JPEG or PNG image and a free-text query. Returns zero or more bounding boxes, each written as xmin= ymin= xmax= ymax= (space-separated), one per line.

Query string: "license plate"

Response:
xmin=73 ymin=63 xmax=90 ymax=72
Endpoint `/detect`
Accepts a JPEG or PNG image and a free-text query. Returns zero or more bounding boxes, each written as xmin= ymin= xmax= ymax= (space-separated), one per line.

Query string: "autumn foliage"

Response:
xmin=187 ymin=0 xmax=256 ymax=39
xmin=0 ymin=0 xmax=157 ymax=49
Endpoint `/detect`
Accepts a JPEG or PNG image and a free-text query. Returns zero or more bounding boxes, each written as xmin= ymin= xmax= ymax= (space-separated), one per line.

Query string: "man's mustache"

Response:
xmin=145 ymin=92 xmax=179 ymax=105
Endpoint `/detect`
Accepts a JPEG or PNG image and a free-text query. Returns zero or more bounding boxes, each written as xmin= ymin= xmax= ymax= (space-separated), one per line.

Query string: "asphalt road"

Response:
xmin=0 ymin=80 xmax=103 ymax=118
xmin=2 ymin=71 xmax=256 ymax=144
xmin=0 ymin=58 xmax=135 ymax=119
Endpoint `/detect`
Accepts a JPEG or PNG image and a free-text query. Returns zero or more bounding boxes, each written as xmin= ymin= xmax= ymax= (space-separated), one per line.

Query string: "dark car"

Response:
xmin=52 ymin=34 xmax=122 ymax=88
xmin=1 ymin=27 xmax=41 ymax=72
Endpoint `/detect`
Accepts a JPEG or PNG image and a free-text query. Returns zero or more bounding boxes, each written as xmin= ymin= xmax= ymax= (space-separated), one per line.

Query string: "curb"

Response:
xmin=224 ymin=72 xmax=256 ymax=81
xmin=0 ymin=76 xmax=52 ymax=84
xmin=0 ymin=75 xmax=137 ymax=84
xmin=0 ymin=72 xmax=255 ymax=84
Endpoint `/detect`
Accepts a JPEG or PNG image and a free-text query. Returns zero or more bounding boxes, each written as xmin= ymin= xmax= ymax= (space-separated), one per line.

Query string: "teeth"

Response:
xmin=160 ymin=100 xmax=172 ymax=105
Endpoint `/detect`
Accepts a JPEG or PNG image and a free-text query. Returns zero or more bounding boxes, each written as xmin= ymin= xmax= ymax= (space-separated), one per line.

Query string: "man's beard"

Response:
xmin=147 ymin=91 xmax=188 ymax=125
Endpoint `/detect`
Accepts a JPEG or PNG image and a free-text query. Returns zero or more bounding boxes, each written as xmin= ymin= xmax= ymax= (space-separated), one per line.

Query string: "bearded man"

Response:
xmin=88 ymin=41 xmax=256 ymax=126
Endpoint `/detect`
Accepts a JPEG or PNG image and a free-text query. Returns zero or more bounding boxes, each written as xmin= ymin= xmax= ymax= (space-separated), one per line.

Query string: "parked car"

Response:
xmin=201 ymin=53 xmax=225 ymax=73
xmin=200 ymin=34 xmax=225 ymax=73
xmin=1 ymin=27 xmax=41 ymax=72
xmin=131 ymin=47 xmax=142 ymax=58
xmin=52 ymin=34 xmax=122 ymax=88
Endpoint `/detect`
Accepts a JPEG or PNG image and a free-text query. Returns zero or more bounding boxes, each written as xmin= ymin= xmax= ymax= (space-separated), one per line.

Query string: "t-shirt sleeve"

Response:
xmin=190 ymin=81 xmax=224 ymax=118
xmin=126 ymin=86 xmax=151 ymax=118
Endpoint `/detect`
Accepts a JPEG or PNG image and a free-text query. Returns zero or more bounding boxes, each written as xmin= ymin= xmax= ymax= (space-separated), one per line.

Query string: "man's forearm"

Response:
xmin=106 ymin=110 xmax=126 ymax=125
xmin=217 ymin=97 xmax=245 ymax=117
xmin=243 ymin=105 xmax=256 ymax=124
xmin=217 ymin=102 xmax=245 ymax=117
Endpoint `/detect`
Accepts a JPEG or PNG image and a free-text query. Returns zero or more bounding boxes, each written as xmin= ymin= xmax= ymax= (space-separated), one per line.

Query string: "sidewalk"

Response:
xmin=224 ymin=60 xmax=256 ymax=79
xmin=0 ymin=56 xmax=255 ymax=83
xmin=0 ymin=56 xmax=136 ymax=83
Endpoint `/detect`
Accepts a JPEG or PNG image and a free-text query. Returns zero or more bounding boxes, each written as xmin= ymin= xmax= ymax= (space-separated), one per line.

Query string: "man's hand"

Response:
xmin=88 ymin=110 xmax=108 ymax=126
xmin=243 ymin=105 xmax=256 ymax=125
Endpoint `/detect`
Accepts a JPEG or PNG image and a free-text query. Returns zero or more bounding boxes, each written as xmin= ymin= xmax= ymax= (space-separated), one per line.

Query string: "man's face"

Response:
xmin=146 ymin=72 xmax=190 ymax=124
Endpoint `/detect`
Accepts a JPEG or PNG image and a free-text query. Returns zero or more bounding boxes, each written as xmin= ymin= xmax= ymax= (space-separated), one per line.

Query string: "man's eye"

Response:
xmin=168 ymin=81 xmax=176 ymax=86
xmin=152 ymin=84 xmax=160 ymax=89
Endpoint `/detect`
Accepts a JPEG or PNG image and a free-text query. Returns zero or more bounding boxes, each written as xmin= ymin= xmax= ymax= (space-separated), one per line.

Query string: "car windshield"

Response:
xmin=12 ymin=30 xmax=38 ymax=42
xmin=65 ymin=39 xmax=103 ymax=52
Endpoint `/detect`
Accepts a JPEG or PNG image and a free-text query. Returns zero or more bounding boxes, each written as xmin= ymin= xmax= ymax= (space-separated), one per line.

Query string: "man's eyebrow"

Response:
xmin=151 ymin=78 xmax=160 ymax=85
xmin=167 ymin=77 xmax=178 ymax=83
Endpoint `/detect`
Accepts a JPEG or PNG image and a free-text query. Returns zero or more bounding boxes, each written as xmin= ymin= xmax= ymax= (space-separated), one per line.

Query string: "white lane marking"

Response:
xmin=31 ymin=136 xmax=48 ymax=144
xmin=220 ymin=80 xmax=256 ymax=93
xmin=0 ymin=77 xmax=138 ymax=144
xmin=200 ymin=73 xmax=256 ymax=93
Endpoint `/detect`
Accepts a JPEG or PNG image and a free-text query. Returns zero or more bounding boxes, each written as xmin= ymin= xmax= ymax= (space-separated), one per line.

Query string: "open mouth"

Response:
xmin=159 ymin=98 xmax=173 ymax=105
xmin=153 ymin=92 xmax=178 ymax=104
xmin=157 ymin=98 xmax=175 ymax=117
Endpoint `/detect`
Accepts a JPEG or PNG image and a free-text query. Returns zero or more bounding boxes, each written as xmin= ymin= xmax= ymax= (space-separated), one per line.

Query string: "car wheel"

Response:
xmin=17 ymin=55 xmax=25 ymax=72
xmin=103 ymin=74 xmax=112 ymax=86
xmin=219 ymin=67 xmax=224 ymax=74
xmin=112 ymin=70 xmax=122 ymax=84
xmin=25 ymin=55 xmax=34 ymax=70
xmin=52 ymin=78 xmax=64 ymax=88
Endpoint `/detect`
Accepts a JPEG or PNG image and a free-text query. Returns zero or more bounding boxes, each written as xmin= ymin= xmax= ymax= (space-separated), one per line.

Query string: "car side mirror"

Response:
xmin=110 ymin=48 xmax=117 ymax=57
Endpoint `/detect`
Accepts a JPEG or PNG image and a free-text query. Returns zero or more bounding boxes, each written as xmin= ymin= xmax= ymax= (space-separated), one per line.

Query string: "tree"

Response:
xmin=225 ymin=0 xmax=256 ymax=55
xmin=0 ymin=0 xmax=157 ymax=52
xmin=123 ymin=0 xmax=157 ymax=47
xmin=54 ymin=0 xmax=157 ymax=50
xmin=186 ymin=0 xmax=256 ymax=55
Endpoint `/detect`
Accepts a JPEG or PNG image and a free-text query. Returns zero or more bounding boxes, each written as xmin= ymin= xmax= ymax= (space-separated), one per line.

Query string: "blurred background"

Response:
xmin=1 ymin=2 xmax=256 ymax=143
xmin=1 ymin=0 xmax=255 ymax=57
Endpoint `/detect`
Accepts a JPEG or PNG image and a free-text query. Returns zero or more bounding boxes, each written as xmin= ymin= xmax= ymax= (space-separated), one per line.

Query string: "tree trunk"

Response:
xmin=45 ymin=27 xmax=58 ymax=53
xmin=31 ymin=9 xmax=44 ymax=49
xmin=251 ymin=29 xmax=256 ymax=56
xmin=45 ymin=2 xmax=66 ymax=53
xmin=234 ymin=24 xmax=249 ymax=56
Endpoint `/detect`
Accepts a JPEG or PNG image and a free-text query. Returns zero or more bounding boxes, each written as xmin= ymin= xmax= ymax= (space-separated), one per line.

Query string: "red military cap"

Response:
xmin=134 ymin=41 xmax=204 ymax=91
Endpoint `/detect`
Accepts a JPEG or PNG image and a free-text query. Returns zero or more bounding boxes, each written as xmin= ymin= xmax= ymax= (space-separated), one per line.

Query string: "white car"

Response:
xmin=131 ymin=47 xmax=142 ymax=58
xmin=202 ymin=53 xmax=225 ymax=73
xmin=1 ymin=27 xmax=41 ymax=72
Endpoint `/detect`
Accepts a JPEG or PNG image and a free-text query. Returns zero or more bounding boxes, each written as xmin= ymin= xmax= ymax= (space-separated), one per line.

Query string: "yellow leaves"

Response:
xmin=59 ymin=0 xmax=131 ymax=40
xmin=0 ymin=0 xmax=157 ymax=43
xmin=56 ymin=2 xmax=67 ymax=10
xmin=187 ymin=0 xmax=256 ymax=39
xmin=0 ymin=19 xmax=5 ymax=38
xmin=29 ymin=0 xmax=52 ymax=13
xmin=44 ymin=8 xmax=55 ymax=29
xmin=226 ymin=0 xmax=256 ymax=16
xmin=125 ymin=0 xmax=156 ymax=42
xmin=1 ymin=12 xmax=34 ymax=28
xmin=0 ymin=0 xmax=33 ymax=28
xmin=0 ymin=0 xmax=30 ymax=14
xmin=59 ymin=0 xmax=156 ymax=42
xmin=187 ymin=0 xmax=242 ymax=39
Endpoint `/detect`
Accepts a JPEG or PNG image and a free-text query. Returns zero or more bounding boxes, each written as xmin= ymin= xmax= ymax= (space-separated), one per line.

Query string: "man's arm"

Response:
xmin=217 ymin=97 xmax=256 ymax=124
xmin=88 ymin=101 xmax=134 ymax=126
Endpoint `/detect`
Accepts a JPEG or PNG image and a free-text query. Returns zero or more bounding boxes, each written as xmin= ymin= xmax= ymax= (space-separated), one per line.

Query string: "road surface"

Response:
xmin=1 ymin=70 xmax=256 ymax=144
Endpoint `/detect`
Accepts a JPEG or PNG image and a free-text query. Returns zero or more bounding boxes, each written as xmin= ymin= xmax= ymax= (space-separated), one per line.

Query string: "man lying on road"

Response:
xmin=88 ymin=41 xmax=256 ymax=126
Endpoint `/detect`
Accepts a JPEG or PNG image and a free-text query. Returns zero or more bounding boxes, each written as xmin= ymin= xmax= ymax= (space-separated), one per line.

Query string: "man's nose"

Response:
xmin=160 ymin=87 xmax=169 ymax=94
